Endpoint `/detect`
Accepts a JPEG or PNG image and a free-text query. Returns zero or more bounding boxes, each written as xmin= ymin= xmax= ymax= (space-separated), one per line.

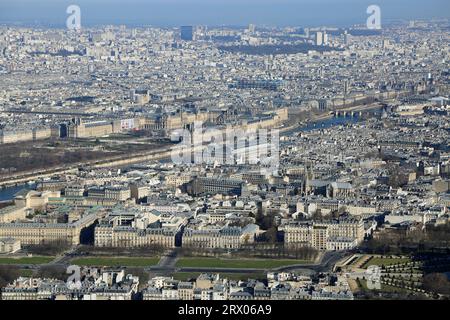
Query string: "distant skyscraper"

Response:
xmin=304 ymin=28 xmax=310 ymax=38
xmin=180 ymin=26 xmax=194 ymax=41
xmin=343 ymin=31 xmax=350 ymax=45
xmin=315 ymin=32 xmax=323 ymax=46
xmin=248 ymin=24 xmax=256 ymax=34
xmin=323 ymin=32 xmax=328 ymax=45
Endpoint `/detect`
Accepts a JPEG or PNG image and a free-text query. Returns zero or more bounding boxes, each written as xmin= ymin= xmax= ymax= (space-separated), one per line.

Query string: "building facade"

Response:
xmin=283 ymin=218 xmax=364 ymax=251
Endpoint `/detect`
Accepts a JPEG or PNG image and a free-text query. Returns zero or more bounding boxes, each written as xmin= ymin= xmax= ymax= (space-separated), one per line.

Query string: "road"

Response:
xmin=278 ymin=251 xmax=345 ymax=272
xmin=146 ymin=250 xmax=347 ymax=275
xmin=11 ymin=251 xmax=347 ymax=277
xmin=156 ymin=248 xmax=180 ymax=270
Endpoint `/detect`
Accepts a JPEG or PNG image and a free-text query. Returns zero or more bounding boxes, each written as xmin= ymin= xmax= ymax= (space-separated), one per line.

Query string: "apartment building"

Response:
xmin=88 ymin=186 xmax=131 ymax=201
xmin=283 ymin=217 xmax=364 ymax=251
xmin=0 ymin=237 xmax=21 ymax=253
xmin=1 ymin=269 xmax=139 ymax=300
xmin=94 ymin=213 xmax=178 ymax=248
xmin=189 ymin=177 xmax=244 ymax=196
xmin=182 ymin=226 xmax=242 ymax=249
xmin=0 ymin=212 xmax=98 ymax=245
xmin=0 ymin=127 xmax=52 ymax=144
xmin=0 ymin=205 xmax=26 ymax=223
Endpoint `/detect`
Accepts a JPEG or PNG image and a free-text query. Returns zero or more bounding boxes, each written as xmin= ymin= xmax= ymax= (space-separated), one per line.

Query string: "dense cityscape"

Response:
xmin=0 ymin=1 xmax=449 ymax=304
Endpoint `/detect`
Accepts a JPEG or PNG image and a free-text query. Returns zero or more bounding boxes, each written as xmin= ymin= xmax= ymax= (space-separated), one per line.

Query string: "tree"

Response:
xmin=311 ymin=210 xmax=323 ymax=221
xmin=267 ymin=227 xmax=278 ymax=243
xmin=27 ymin=240 xmax=71 ymax=255
xmin=0 ymin=265 xmax=21 ymax=288
xmin=35 ymin=265 xmax=67 ymax=281
xmin=127 ymin=268 xmax=149 ymax=290
xmin=422 ymin=273 xmax=450 ymax=295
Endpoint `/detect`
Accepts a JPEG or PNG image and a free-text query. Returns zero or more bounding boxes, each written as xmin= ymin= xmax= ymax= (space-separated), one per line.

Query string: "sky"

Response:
xmin=0 ymin=0 xmax=449 ymax=28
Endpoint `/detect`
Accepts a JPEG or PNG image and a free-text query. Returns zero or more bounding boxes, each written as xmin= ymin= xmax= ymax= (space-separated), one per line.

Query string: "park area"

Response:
xmin=175 ymin=258 xmax=310 ymax=269
xmin=70 ymin=256 xmax=160 ymax=267
xmin=362 ymin=256 xmax=411 ymax=268
xmin=0 ymin=256 xmax=54 ymax=265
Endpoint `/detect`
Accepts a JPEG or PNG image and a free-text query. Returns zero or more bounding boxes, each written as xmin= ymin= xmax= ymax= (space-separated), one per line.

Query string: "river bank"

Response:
xmin=0 ymin=113 xmax=370 ymax=200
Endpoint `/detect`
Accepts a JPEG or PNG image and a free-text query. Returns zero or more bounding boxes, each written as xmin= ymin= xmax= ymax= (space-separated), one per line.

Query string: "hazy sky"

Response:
xmin=0 ymin=0 xmax=449 ymax=27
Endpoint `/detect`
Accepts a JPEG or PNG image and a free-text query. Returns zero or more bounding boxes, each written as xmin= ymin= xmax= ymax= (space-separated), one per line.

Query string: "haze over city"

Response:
xmin=0 ymin=0 xmax=449 ymax=27
xmin=0 ymin=0 xmax=449 ymax=308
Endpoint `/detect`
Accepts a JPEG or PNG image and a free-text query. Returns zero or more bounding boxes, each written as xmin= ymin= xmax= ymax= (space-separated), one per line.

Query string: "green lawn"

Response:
xmin=351 ymin=255 xmax=369 ymax=267
xmin=172 ymin=272 xmax=266 ymax=281
xmin=176 ymin=258 xmax=310 ymax=269
xmin=0 ymin=256 xmax=54 ymax=265
xmin=363 ymin=257 xmax=411 ymax=268
xmin=71 ymin=257 xmax=160 ymax=267
xmin=98 ymin=134 xmax=135 ymax=141
xmin=19 ymin=269 xmax=35 ymax=277
xmin=358 ymin=279 xmax=412 ymax=294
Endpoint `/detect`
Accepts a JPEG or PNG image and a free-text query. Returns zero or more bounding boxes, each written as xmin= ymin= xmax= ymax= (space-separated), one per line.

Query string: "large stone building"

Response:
xmin=1 ymin=269 xmax=139 ymax=300
xmin=67 ymin=119 xmax=116 ymax=138
xmin=0 ymin=127 xmax=52 ymax=144
xmin=0 ymin=189 xmax=101 ymax=246
xmin=94 ymin=211 xmax=179 ymax=248
xmin=87 ymin=186 xmax=131 ymax=202
xmin=141 ymin=110 xmax=209 ymax=131
xmin=188 ymin=177 xmax=245 ymax=196
xmin=67 ymin=117 xmax=144 ymax=139
xmin=182 ymin=225 xmax=258 ymax=249
xmin=0 ymin=237 xmax=21 ymax=253
xmin=0 ymin=190 xmax=62 ymax=223
xmin=0 ymin=205 xmax=26 ymax=223
xmin=282 ymin=217 xmax=365 ymax=251
xmin=0 ymin=213 xmax=98 ymax=246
